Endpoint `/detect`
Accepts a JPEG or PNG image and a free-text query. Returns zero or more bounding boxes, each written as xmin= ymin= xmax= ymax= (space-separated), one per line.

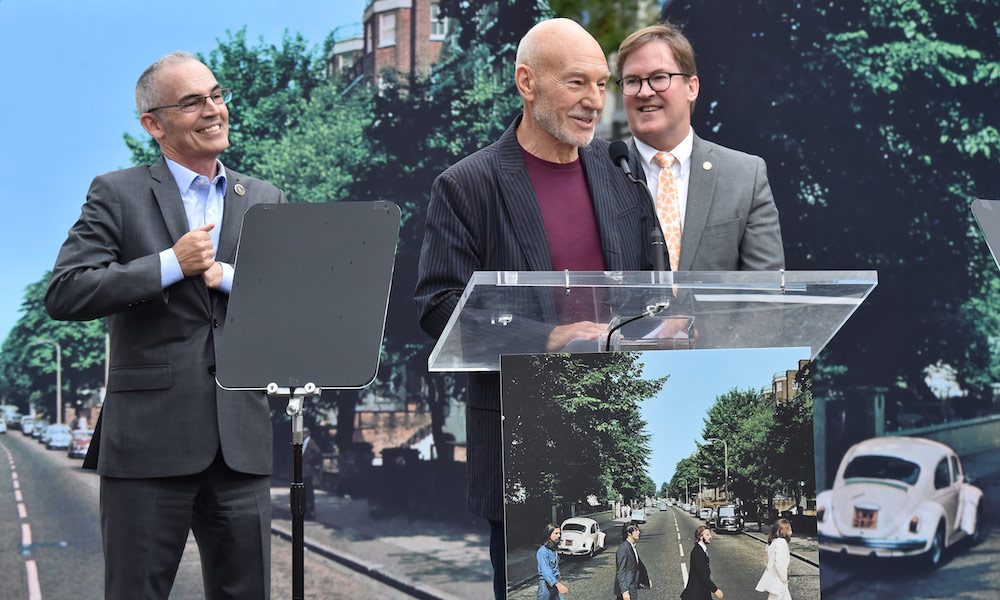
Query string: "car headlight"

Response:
xmin=909 ymin=516 xmax=920 ymax=533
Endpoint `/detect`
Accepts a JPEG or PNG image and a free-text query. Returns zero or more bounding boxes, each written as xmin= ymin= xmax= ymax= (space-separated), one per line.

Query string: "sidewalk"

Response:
xmin=270 ymin=488 xmax=492 ymax=599
xmin=741 ymin=529 xmax=819 ymax=566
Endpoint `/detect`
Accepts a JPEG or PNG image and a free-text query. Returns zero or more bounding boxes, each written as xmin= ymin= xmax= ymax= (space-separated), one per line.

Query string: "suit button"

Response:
xmin=213 ymin=319 xmax=219 ymax=328
xmin=208 ymin=365 xmax=216 ymax=376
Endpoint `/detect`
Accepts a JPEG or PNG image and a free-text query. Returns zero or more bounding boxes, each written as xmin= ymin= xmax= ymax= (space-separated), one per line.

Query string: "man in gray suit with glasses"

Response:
xmin=615 ymin=23 xmax=784 ymax=272
xmin=415 ymin=18 xmax=655 ymax=599
xmin=46 ymin=51 xmax=285 ymax=599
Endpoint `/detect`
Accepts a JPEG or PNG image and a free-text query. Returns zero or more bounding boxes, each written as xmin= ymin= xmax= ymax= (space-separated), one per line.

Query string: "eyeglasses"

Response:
xmin=616 ymin=73 xmax=690 ymax=96
xmin=147 ymin=88 xmax=233 ymax=113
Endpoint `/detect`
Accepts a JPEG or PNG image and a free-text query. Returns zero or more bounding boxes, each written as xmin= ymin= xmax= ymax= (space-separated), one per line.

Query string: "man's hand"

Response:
xmin=621 ymin=593 xmax=630 ymax=600
xmin=173 ymin=224 xmax=216 ymax=276
xmin=545 ymin=321 xmax=605 ymax=352
xmin=202 ymin=261 xmax=223 ymax=289
xmin=555 ymin=581 xmax=569 ymax=594
xmin=714 ymin=588 xmax=724 ymax=599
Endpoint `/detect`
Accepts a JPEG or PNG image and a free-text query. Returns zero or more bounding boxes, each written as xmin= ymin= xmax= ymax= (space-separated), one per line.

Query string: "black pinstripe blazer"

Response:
xmin=415 ymin=116 xmax=654 ymax=519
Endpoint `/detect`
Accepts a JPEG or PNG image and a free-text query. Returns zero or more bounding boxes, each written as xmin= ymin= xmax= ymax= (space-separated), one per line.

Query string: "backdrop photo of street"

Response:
xmin=500 ymin=349 xmax=819 ymax=600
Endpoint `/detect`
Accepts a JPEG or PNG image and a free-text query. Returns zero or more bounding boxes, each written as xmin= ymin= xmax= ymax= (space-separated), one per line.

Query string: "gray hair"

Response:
xmin=135 ymin=51 xmax=200 ymax=114
xmin=515 ymin=30 xmax=539 ymax=70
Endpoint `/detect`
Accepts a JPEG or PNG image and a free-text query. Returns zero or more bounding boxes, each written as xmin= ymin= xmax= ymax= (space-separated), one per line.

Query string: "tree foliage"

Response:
xmin=0 ymin=275 xmax=106 ymax=418
xmin=504 ymin=353 xmax=665 ymax=505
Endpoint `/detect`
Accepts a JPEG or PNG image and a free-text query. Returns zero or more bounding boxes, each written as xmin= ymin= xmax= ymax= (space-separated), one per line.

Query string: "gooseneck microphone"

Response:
xmin=608 ymin=140 xmax=667 ymax=271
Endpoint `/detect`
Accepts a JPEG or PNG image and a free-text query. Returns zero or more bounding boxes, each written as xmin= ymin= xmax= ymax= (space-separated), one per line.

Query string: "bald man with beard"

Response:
xmin=416 ymin=18 xmax=655 ymax=598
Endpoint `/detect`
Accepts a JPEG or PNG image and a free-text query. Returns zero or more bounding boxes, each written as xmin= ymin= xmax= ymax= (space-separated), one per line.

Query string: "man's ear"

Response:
xmin=515 ymin=64 xmax=536 ymax=102
xmin=140 ymin=112 xmax=165 ymax=142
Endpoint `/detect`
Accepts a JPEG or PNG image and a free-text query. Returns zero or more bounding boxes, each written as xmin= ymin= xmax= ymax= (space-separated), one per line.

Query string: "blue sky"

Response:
xmin=639 ymin=347 xmax=810 ymax=489
xmin=0 ymin=0 xmax=366 ymax=341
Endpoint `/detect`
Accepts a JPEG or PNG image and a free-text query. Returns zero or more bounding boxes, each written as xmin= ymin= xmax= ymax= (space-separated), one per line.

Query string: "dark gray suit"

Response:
xmin=614 ymin=540 xmax=650 ymax=599
xmin=46 ymin=156 xmax=285 ymax=598
xmin=416 ymin=117 xmax=654 ymax=522
xmin=630 ymin=134 xmax=784 ymax=271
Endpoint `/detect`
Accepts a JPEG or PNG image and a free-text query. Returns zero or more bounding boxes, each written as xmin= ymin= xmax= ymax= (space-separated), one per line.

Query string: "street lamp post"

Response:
xmin=29 ymin=338 xmax=62 ymax=425
xmin=706 ymin=438 xmax=729 ymax=501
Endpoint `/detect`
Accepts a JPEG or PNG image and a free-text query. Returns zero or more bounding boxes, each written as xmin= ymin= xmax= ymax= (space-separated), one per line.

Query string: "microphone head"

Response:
xmin=608 ymin=139 xmax=630 ymax=165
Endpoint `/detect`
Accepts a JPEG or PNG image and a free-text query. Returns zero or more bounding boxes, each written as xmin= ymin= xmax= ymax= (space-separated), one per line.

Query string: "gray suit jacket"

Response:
xmin=415 ymin=116 xmax=654 ymax=520
xmin=45 ymin=157 xmax=286 ymax=478
xmin=629 ymin=134 xmax=784 ymax=271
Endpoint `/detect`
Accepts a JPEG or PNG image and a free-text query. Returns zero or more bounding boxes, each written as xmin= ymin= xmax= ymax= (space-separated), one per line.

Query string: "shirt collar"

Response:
xmin=698 ymin=540 xmax=708 ymax=553
xmin=164 ymin=157 xmax=227 ymax=196
xmin=634 ymin=127 xmax=695 ymax=172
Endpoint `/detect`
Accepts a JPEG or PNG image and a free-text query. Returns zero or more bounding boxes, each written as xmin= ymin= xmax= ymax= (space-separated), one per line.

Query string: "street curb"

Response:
xmin=270 ymin=523 xmax=462 ymax=600
xmin=740 ymin=531 xmax=820 ymax=568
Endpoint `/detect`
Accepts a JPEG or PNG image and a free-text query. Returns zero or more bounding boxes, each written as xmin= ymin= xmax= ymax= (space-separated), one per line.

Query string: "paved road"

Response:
xmin=820 ymin=446 xmax=1000 ymax=599
xmin=509 ymin=507 xmax=819 ymax=600
xmin=0 ymin=431 xmax=410 ymax=600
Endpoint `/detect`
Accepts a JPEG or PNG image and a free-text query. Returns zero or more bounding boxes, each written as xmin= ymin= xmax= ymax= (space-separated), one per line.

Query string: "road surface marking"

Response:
xmin=15 ymin=489 xmax=23 ymax=502
xmin=14 ymin=479 xmax=20 ymax=489
xmin=678 ymin=543 xmax=684 ymax=557
xmin=681 ymin=562 xmax=689 ymax=587
xmin=26 ymin=559 xmax=42 ymax=600
xmin=22 ymin=523 xmax=32 ymax=548
xmin=18 ymin=502 xmax=27 ymax=518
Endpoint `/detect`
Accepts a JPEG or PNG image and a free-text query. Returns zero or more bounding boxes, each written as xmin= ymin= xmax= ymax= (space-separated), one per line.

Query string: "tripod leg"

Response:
xmin=290 ymin=406 xmax=305 ymax=599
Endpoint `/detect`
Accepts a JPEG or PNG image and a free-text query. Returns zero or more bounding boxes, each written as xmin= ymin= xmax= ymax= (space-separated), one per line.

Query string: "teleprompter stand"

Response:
xmin=216 ymin=202 xmax=400 ymax=600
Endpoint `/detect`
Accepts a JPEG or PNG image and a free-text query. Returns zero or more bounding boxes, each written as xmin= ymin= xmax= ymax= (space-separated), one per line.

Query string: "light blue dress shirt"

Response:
xmin=158 ymin=157 xmax=235 ymax=294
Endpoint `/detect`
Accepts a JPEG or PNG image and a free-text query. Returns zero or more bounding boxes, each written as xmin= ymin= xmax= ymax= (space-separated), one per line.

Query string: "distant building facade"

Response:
xmin=329 ymin=0 xmax=449 ymax=83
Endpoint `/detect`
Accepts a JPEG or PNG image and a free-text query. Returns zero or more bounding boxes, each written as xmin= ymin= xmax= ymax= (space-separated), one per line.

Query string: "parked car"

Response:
xmin=68 ymin=429 xmax=94 ymax=459
xmin=45 ymin=424 xmax=72 ymax=450
xmin=817 ymin=437 xmax=983 ymax=569
xmin=558 ymin=517 xmax=607 ymax=558
xmin=714 ymin=505 xmax=745 ymax=533
xmin=689 ymin=504 xmax=700 ymax=515
xmin=698 ymin=507 xmax=713 ymax=521
xmin=658 ymin=499 xmax=668 ymax=511
xmin=33 ymin=421 xmax=50 ymax=441
xmin=0 ymin=419 xmax=6 ymax=434
xmin=630 ymin=507 xmax=647 ymax=524
xmin=21 ymin=417 xmax=35 ymax=436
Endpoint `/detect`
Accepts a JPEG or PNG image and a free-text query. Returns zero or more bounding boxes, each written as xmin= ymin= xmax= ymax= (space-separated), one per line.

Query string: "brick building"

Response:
xmin=329 ymin=0 xmax=449 ymax=83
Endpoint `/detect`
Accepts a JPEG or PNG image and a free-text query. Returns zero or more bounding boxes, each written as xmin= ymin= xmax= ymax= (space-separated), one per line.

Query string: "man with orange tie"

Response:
xmin=616 ymin=23 xmax=784 ymax=271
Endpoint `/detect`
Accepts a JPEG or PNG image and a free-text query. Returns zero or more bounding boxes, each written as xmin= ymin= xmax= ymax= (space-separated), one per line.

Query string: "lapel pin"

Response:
xmin=703 ymin=161 xmax=713 ymax=171
xmin=234 ymin=183 xmax=246 ymax=196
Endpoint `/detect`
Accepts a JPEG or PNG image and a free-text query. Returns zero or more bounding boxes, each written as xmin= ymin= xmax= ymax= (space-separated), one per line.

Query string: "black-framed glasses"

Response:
xmin=147 ymin=88 xmax=233 ymax=113
xmin=616 ymin=73 xmax=690 ymax=96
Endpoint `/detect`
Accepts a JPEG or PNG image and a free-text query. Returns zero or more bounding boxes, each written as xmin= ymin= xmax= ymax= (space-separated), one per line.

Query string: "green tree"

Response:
xmin=0 ymin=275 xmax=106 ymax=419
xmin=768 ymin=371 xmax=816 ymax=507
xmin=550 ymin=0 xmax=660 ymax=55
xmin=504 ymin=353 xmax=665 ymax=506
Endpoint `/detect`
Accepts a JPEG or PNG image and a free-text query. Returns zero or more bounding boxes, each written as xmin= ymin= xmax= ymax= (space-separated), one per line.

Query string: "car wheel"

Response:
xmin=589 ymin=545 xmax=595 ymax=558
xmin=972 ymin=500 xmax=986 ymax=546
xmin=924 ymin=523 xmax=945 ymax=569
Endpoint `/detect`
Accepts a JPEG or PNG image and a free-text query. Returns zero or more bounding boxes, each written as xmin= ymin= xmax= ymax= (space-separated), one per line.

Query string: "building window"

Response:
xmin=379 ymin=13 xmax=396 ymax=48
xmin=430 ymin=2 xmax=448 ymax=40
xmin=775 ymin=381 xmax=783 ymax=392
xmin=365 ymin=22 xmax=373 ymax=53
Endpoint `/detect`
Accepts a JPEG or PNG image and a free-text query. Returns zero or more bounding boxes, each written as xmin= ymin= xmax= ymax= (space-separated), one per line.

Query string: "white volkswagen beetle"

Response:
xmin=558 ymin=517 xmax=606 ymax=558
xmin=817 ymin=437 xmax=983 ymax=568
